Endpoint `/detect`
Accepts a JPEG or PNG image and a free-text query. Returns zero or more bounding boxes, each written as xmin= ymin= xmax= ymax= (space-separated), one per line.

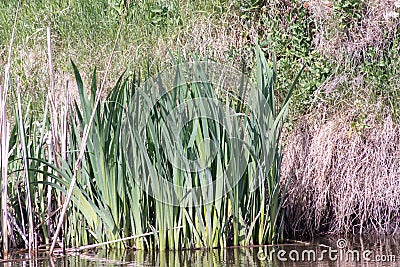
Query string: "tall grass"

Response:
xmin=0 ymin=46 xmax=300 ymax=253
xmin=0 ymin=0 xmax=237 ymax=103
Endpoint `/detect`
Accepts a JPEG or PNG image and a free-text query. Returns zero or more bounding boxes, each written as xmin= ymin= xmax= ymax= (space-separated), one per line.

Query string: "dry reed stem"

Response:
xmin=16 ymin=82 xmax=34 ymax=254
xmin=1 ymin=0 xmax=21 ymax=257
xmin=0 ymin=113 xmax=10 ymax=258
xmin=73 ymin=226 xmax=183 ymax=252
xmin=46 ymin=26 xmax=55 ymax=245
xmin=49 ymin=5 xmax=127 ymax=254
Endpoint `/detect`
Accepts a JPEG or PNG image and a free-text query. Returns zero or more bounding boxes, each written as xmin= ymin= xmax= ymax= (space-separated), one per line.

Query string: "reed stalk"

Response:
xmin=49 ymin=2 xmax=127 ymax=253
xmin=46 ymin=27 xmax=56 ymax=243
xmin=1 ymin=0 xmax=21 ymax=257
xmin=16 ymin=83 xmax=35 ymax=254
xmin=0 ymin=103 xmax=10 ymax=258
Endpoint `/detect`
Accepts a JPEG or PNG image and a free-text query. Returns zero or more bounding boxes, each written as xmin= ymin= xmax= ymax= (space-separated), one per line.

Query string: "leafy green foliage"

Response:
xmin=2 ymin=47 xmax=300 ymax=251
xmin=333 ymin=0 xmax=365 ymax=27
xmin=239 ymin=0 xmax=332 ymax=117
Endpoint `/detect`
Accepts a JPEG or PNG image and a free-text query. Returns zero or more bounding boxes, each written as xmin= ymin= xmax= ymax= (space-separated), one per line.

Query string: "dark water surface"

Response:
xmin=2 ymin=237 xmax=399 ymax=266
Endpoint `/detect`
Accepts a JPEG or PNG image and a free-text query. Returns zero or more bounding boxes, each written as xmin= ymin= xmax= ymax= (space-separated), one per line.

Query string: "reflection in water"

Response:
xmin=1 ymin=237 xmax=399 ymax=266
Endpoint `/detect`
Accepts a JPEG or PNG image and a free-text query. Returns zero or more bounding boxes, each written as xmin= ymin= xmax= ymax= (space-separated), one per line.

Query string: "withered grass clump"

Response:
xmin=306 ymin=0 xmax=400 ymax=60
xmin=281 ymin=110 xmax=400 ymax=237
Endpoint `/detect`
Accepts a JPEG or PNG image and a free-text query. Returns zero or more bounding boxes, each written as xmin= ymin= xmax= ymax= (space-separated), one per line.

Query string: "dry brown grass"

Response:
xmin=305 ymin=0 xmax=400 ymax=60
xmin=164 ymin=9 xmax=251 ymax=70
xmin=281 ymin=108 xmax=400 ymax=238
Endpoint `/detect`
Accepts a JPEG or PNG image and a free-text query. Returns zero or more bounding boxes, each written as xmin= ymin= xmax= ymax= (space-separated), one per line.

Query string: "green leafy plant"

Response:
xmin=2 ymin=46 xmax=301 ymax=252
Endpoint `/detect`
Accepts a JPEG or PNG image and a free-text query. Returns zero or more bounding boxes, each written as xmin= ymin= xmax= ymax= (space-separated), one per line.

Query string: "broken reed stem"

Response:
xmin=66 ymin=226 xmax=183 ymax=252
xmin=46 ymin=26 xmax=56 ymax=244
xmin=49 ymin=7 xmax=127 ymax=254
xmin=1 ymin=0 xmax=21 ymax=258
xmin=1 ymin=109 xmax=10 ymax=258
xmin=75 ymin=233 xmax=152 ymax=252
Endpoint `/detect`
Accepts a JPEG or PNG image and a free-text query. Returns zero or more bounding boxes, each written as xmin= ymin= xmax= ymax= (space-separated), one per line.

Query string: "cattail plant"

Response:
xmin=2 ymin=45 xmax=301 ymax=253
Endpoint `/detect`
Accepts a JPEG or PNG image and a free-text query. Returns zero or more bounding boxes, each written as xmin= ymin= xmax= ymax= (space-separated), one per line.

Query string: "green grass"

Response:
xmin=1 ymin=0 xmax=399 ymax=121
xmin=0 ymin=0 xmax=231 ymax=90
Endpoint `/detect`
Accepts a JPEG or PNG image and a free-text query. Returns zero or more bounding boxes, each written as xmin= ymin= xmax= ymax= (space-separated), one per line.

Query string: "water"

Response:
xmin=2 ymin=237 xmax=399 ymax=266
